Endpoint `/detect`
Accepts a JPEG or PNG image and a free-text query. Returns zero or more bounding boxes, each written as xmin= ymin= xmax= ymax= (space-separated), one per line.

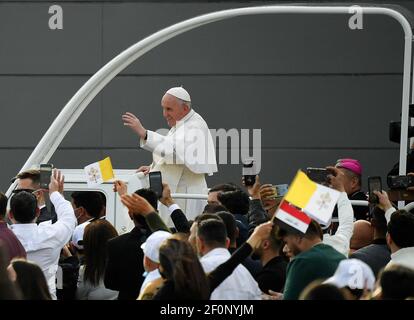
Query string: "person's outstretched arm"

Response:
xmin=120 ymin=193 xmax=171 ymax=233
xmin=159 ymin=183 xmax=190 ymax=233
xmin=207 ymin=221 xmax=273 ymax=292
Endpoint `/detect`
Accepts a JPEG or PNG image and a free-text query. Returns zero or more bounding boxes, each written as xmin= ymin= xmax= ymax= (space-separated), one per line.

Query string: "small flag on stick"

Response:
xmin=284 ymin=170 xmax=340 ymax=226
xmin=84 ymin=157 xmax=114 ymax=187
xmin=275 ymin=200 xmax=312 ymax=234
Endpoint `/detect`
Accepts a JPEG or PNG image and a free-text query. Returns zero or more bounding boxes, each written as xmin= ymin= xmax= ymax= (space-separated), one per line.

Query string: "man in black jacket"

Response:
xmin=216 ymin=211 xmax=262 ymax=278
xmin=252 ymin=223 xmax=287 ymax=294
xmin=104 ymin=184 xmax=158 ymax=300
xmin=350 ymin=207 xmax=391 ymax=277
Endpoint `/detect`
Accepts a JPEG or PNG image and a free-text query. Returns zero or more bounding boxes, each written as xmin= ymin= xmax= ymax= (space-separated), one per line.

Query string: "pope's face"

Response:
xmin=161 ymin=94 xmax=189 ymax=127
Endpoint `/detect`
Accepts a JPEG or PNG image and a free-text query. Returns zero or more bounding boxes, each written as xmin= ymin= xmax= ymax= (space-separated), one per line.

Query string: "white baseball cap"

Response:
xmin=140 ymin=231 xmax=171 ymax=263
xmin=71 ymin=221 xmax=91 ymax=250
xmin=165 ymin=86 xmax=191 ymax=102
xmin=324 ymin=259 xmax=376 ymax=291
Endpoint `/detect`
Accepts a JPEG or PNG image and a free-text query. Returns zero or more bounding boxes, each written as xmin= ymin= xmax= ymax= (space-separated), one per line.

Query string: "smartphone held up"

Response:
xmin=149 ymin=171 xmax=163 ymax=199
xmin=305 ymin=167 xmax=336 ymax=186
xmin=242 ymin=158 xmax=259 ymax=186
xmin=40 ymin=164 xmax=53 ymax=190
xmin=368 ymin=176 xmax=382 ymax=204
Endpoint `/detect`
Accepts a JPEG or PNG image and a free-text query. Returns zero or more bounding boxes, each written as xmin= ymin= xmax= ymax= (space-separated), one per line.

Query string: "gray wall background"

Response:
xmin=0 ymin=0 xmax=412 ymax=192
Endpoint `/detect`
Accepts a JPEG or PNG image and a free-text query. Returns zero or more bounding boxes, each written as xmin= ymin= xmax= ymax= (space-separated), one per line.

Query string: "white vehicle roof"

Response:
xmin=60 ymin=169 xmax=136 ymax=183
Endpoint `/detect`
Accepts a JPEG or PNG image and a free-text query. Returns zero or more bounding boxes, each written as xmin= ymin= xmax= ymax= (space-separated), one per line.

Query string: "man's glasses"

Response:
xmin=12 ymin=188 xmax=42 ymax=196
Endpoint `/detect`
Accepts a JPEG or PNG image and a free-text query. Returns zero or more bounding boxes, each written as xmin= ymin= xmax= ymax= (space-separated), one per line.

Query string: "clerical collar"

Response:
xmin=175 ymin=109 xmax=195 ymax=127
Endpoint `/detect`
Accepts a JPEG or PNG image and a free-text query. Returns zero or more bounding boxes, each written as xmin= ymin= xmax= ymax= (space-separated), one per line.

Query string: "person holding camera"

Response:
xmin=13 ymin=170 xmax=58 ymax=224
xmin=9 ymin=169 xmax=77 ymax=299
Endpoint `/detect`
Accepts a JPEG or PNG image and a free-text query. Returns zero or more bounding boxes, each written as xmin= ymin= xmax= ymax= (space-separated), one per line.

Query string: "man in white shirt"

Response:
xmin=196 ymin=218 xmax=262 ymax=300
xmin=122 ymin=86 xmax=217 ymax=225
xmin=374 ymin=190 xmax=414 ymax=270
xmin=10 ymin=170 xmax=77 ymax=299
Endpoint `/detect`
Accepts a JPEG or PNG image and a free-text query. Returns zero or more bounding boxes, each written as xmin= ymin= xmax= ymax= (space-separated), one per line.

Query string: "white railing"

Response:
xmin=350 ymin=200 xmax=369 ymax=207
xmin=172 ymin=193 xmax=371 ymax=207
xmin=171 ymin=193 xmax=208 ymax=200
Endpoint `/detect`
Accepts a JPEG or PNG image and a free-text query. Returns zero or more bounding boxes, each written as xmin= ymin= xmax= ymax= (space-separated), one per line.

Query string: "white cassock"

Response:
xmin=139 ymin=109 xmax=217 ymax=226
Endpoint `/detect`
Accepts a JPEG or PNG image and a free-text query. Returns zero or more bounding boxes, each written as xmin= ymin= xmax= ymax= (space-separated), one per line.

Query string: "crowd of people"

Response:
xmin=1 ymin=157 xmax=414 ymax=301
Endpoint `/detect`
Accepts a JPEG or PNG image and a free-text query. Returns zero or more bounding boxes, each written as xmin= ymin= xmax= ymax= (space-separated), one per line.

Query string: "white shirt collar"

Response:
xmin=201 ymin=247 xmax=230 ymax=260
xmin=175 ymin=109 xmax=195 ymax=128
xmin=10 ymin=223 xmax=38 ymax=229
xmin=391 ymin=246 xmax=414 ymax=261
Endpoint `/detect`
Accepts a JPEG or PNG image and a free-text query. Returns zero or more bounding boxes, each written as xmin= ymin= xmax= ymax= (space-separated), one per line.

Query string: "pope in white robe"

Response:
xmin=122 ymin=87 xmax=217 ymax=226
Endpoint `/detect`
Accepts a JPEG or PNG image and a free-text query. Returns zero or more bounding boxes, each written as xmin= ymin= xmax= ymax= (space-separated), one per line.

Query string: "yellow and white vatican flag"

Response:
xmin=284 ymin=170 xmax=340 ymax=225
xmin=84 ymin=157 xmax=114 ymax=187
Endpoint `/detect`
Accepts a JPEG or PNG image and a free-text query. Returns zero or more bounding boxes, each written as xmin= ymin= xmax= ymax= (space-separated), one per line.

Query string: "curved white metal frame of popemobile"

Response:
xmin=6 ymin=4 xmax=414 ymax=211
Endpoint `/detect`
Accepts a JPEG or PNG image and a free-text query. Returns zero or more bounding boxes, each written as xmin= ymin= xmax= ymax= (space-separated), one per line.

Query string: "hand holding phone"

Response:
xmin=373 ymin=190 xmax=393 ymax=211
xmin=149 ymin=171 xmax=163 ymax=199
xmin=306 ymin=167 xmax=331 ymax=185
xmin=325 ymin=166 xmax=345 ymax=192
xmin=159 ymin=183 xmax=174 ymax=207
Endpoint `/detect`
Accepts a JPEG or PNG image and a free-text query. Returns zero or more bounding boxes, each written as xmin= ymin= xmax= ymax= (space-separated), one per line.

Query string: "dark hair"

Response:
xmin=278 ymin=219 xmax=323 ymax=240
xmin=83 ymin=220 xmax=118 ymax=286
xmin=380 ymin=264 xmax=414 ymax=300
xmin=11 ymin=259 xmax=51 ymax=300
xmin=133 ymin=188 xmax=158 ymax=230
xmin=215 ymin=212 xmax=237 ymax=244
xmin=197 ymin=219 xmax=227 ymax=248
xmin=159 ymin=238 xmax=210 ymax=300
xmin=346 ymin=287 xmax=364 ymax=300
xmin=387 ymin=210 xmax=414 ymax=248
xmin=195 ymin=213 xmax=221 ymax=225
xmin=10 ymin=191 xmax=37 ymax=223
xmin=16 ymin=170 xmax=40 ymax=187
xmin=300 ymin=281 xmax=347 ymax=300
xmin=71 ymin=191 xmax=104 ymax=219
xmin=98 ymin=192 xmax=107 ymax=208
xmin=268 ymin=224 xmax=284 ymax=252
xmin=209 ymin=183 xmax=239 ymax=194
xmin=217 ymin=190 xmax=250 ymax=215
xmin=203 ymin=204 xmax=228 ymax=214
xmin=371 ymin=207 xmax=388 ymax=237
xmin=0 ymin=192 xmax=7 ymax=219
xmin=135 ymin=188 xmax=158 ymax=211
